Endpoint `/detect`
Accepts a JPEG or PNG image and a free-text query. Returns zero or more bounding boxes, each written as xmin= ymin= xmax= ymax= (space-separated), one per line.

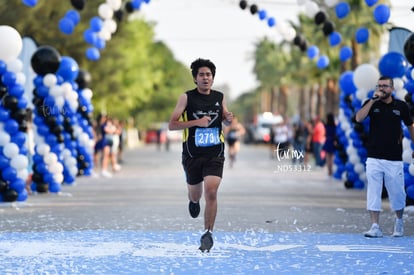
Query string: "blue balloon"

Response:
xmin=132 ymin=0 xmax=142 ymax=9
xmin=2 ymin=166 xmax=17 ymax=182
xmin=405 ymin=67 xmax=414 ymax=80
xmin=355 ymin=27 xmax=369 ymax=44
xmin=378 ymin=51 xmax=408 ymax=78
xmin=86 ymin=47 xmax=100 ymax=61
xmin=94 ymin=38 xmax=106 ymax=50
xmin=258 ymin=10 xmax=267 ymax=20
xmin=0 ymin=107 xmax=9 ymax=121
xmin=17 ymin=96 xmax=28 ymax=109
xmin=83 ymin=29 xmax=97 ymax=45
xmin=4 ymin=119 xmax=19 ymax=135
xmin=9 ymin=84 xmax=24 ymax=98
xmin=339 ymin=71 xmax=357 ymax=95
xmin=57 ymin=56 xmax=79 ymax=82
xmin=0 ymin=154 xmax=9 ymax=169
xmin=90 ymin=16 xmax=103 ymax=32
xmin=0 ymin=60 xmax=7 ymax=75
xmin=49 ymin=182 xmax=61 ymax=193
xmin=373 ymin=4 xmax=390 ymax=25
xmin=316 ymin=55 xmax=329 ymax=69
xmin=405 ymin=80 xmax=414 ymax=93
xmin=17 ymin=189 xmax=28 ymax=202
xmin=65 ymin=10 xmax=80 ymax=25
xmin=11 ymin=132 xmax=26 ymax=147
xmin=9 ymin=178 xmax=26 ymax=193
xmin=335 ymin=2 xmax=350 ymax=19
xmin=407 ymin=184 xmax=414 ymax=199
xmin=329 ymin=32 xmax=342 ymax=47
xmin=58 ymin=17 xmax=75 ymax=35
xmin=2 ymin=71 xmax=16 ymax=87
xmin=339 ymin=46 xmax=352 ymax=62
xmin=267 ymin=17 xmax=276 ymax=27
xmin=22 ymin=0 xmax=37 ymax=7
xmin=365 ymin=0 xmax=378 ymax=7
xmin=307 ymin=45 xmax=319 ymax=59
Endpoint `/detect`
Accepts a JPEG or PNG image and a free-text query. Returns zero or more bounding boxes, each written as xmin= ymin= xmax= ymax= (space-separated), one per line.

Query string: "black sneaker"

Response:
xmin=199 ymin=231 xmax=213 ymax=252
xmin=188 ymin=201 xmax=200 ymax=218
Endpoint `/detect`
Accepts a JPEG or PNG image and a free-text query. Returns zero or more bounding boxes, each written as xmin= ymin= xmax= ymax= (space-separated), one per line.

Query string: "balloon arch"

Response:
xmin=0 ymin=0 xmax=413 ymax=203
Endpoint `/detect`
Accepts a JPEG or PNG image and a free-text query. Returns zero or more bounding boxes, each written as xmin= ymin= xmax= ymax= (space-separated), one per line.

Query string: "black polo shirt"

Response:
xmin=364 ymin=98 xmax=413 ymax=161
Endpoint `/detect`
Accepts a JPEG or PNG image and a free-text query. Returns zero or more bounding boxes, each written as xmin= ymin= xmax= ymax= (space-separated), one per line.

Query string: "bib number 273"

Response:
xmin=195 ymin=128 xmax=220 ymax=147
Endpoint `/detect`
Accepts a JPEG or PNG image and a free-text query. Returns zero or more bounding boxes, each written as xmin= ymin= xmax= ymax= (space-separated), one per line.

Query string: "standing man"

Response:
xmin=168 ymin=58 xmax=233 ymax=252
xmin=355 ymin=75 xmax=414 ymax=238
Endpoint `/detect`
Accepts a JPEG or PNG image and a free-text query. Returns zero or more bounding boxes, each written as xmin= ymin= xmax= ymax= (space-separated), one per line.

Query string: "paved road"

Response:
xmin=0 ymin=142 xmax=413 ymax=274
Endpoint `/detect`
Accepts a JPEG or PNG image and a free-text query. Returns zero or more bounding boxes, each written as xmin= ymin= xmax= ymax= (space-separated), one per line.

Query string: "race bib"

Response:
xmin=195 ymin=128 xmax=220 ymax=147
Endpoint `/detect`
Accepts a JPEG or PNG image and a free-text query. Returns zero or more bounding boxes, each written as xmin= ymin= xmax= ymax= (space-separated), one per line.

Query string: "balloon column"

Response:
xmin=74 ymin=69 xmax=95 ymax=177
xmin=0 ymin=26 xmax=30 ymax=202
xmin=30 ymin=47 xmax=86 ymax=193
xmin=402 ymin=34 xmax=414 ymax=204
xmin=335 ymin=47 xmax=414 ymax=196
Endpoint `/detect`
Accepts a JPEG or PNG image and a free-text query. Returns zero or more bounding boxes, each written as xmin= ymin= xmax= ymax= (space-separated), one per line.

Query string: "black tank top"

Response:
xmin=365 ymin=98 xmax=413 ymax=161
xmin=182 ymin=88 xmax=225 ymax=158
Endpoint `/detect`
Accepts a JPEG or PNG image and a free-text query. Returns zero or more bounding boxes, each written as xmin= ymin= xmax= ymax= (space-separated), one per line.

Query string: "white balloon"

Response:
xmin=10 ymin=154 xmax=28 ymax=170
xmin=104 ymin=19 xmax=117 ymax=34
xmin=0 ymin=132 xmax=11 ymax=146
xmin=324 ymin=0 xmax=339 ymax=8
xmin=49 ymin=85 xmax=63 ymax=97
xmin=395 ymin=89 xmax=407 ymax=101
xmin=6 ymin=58 xmax=23 ymax=73
xmin=53 ymin=173 xmax=64 ymax=184
xmin=55 ymin=95 xmax=65 ymax=109
xmin=44 ymin=152 xmax=58 ymax=165
xmin=0 ymin=25 xmax=23 ymax=62
xmin=17 ymin=168 xmax=29 ymax=181
xmin=353 ymin=64 xmax=380 ymax=91
xmin=43 ymin=74 xmax=58 ymax=87
xmin=354 ymin=163 xmax=365 ymax=174
xmin=15 ymin=72 xmax=26 ymax=85
xmin=393 ymin=77 xmax=404 ymax=90
xmin=98 ymin=3 xmax=114 ymax=20
xmin=106 ymin=0 xmax=122 ymax=10
xmin=355 ymin=89 xmax=368 ymax=101
xmin=297 ymin=0 xmax=307 ymax=5
xmin=304 ymin=1 xmax=319 ymax=18
xmin=403 ymin=149 xmax=412 ymax=163
xmin=82 ymin=88 xmax=93 ymax=100
xmin=36 ymin=143 xmax=50 ymax=155
xmin=3 ymin=142 xmax=19 ymax=158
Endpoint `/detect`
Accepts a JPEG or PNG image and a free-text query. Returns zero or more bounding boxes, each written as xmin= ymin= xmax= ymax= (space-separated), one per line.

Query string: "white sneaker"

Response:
xmin=392 ymin=219 xmax=404 ymax=237
xmin=364 ymin=224 xmax=383 ymax=238
xmin=101 ymin=170 xmax=113 ymax=178
xmin=113 ymin=164 xmax=122 ymax=172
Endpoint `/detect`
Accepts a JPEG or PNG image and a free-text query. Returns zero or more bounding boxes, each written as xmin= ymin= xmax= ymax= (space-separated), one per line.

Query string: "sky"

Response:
xmin=139 ymin=0 xmax=414 ymax=99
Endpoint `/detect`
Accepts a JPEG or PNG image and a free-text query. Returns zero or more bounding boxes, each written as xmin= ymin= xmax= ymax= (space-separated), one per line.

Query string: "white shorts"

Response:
xmin=365 ymin=158 xmax=406 ymax=211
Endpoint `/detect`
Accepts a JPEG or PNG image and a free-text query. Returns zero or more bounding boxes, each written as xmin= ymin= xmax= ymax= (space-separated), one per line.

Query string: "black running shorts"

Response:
xmin=182 ymin=155 xmax=225 ymax=185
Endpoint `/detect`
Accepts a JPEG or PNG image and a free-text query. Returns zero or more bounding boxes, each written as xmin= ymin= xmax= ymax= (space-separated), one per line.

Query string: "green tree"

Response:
xmin=0 ymin=0 xmax=192 ymax=126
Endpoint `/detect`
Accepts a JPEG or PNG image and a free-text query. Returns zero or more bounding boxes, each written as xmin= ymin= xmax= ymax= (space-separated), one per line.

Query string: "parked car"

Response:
xmin=245 ymin=112 xmax=283 ymax=144
xmin=144 ymin=122 xmax=182 ymax=144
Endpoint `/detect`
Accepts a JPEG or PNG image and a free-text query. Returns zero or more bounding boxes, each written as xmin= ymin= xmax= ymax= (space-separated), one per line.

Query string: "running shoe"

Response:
xmin=392 ymin=219 xmax=404 ymax=237
xmin=364 ymin=224 xmax=383 ymax=238
xmin=188 ymin=201 xmax=200 ymax=218
xmin=199 ymin=231 xmax=213 ymax=252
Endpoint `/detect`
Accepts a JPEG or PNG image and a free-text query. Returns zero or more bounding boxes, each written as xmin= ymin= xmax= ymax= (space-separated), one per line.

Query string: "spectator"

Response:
xmin=322 ymin=113 xmax=337 ymax=177
xmin=311 ymin=116 xmax=326 ymax=167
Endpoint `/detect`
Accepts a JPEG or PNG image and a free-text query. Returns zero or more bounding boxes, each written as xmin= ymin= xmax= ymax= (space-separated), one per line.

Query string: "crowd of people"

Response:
xmin=267 ymin=113 xmax=338 ymax=178
xmin=93 ymin=114 xmax=126 ymax=178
